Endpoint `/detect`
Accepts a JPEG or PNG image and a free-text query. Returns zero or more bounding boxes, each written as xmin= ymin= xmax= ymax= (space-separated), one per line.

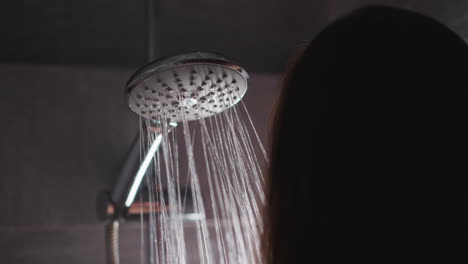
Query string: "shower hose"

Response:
xmin=106 ymin=220 xmax=120 ymax=264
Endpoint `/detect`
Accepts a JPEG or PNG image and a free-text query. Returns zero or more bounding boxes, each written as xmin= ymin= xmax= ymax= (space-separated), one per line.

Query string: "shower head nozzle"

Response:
xmin=126 ymin=52 xmax=249 ymax=122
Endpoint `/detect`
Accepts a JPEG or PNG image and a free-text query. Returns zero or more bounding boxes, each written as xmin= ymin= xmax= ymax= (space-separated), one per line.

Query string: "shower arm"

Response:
xmin=109 ymin=121 xmax=176 ymax=218
xmin=108 ymin=132 xmax=141 ymax=217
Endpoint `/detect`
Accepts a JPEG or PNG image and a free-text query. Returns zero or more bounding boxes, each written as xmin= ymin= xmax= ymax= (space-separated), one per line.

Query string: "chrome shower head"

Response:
xmin=126 ymin=52 xmax=249 ymax=122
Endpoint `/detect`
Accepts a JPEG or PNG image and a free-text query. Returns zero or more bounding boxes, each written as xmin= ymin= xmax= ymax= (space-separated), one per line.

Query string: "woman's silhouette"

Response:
xmin=263 ymin=6 xmax=468 ymax=264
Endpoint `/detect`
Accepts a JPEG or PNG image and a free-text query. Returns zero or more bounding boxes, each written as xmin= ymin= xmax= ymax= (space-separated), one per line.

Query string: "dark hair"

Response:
xmin=263 ymin=6 xmax=468 ymax=263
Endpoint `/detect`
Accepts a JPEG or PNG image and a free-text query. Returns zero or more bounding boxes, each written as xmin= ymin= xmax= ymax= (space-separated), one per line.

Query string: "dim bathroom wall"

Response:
xmin=0 ymin=64 xmax=137 ymax=226
xmin=0 ymin=64 xmax=281 ymax=263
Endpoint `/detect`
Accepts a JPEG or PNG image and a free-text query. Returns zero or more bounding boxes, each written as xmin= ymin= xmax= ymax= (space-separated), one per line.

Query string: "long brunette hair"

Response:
xmin=263 ymin=6 xmax=468 ymax=264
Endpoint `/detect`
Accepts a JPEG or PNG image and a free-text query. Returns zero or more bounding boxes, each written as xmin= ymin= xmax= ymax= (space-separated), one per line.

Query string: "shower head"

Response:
xmin=126 ymin=52 xmax=249 ymax=122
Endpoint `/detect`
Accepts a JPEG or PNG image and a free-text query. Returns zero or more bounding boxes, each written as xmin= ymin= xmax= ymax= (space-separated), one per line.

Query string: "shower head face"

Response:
xmin=126 ymin=52 xmax=249 ymax=122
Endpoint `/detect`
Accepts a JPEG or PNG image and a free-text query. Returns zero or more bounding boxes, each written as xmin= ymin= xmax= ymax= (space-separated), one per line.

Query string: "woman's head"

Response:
xmin=264 ymin=6 xmax=468 ymax=263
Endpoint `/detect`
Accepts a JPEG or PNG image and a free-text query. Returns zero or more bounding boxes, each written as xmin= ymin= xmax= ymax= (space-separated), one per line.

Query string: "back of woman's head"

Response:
xmin=264 ymin=6 xmax=468 ymax=264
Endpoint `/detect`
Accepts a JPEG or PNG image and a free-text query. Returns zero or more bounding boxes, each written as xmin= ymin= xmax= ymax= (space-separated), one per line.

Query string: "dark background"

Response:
xmin=1 ymin=0 xmax=467 ymax=263
xmin=3 ymin=0 xmax=468 ymax=72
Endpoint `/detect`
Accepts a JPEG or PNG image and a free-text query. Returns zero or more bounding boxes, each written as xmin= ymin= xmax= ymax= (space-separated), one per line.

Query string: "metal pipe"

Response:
xmin=146 ymin=0 xmax=160 ymax=62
